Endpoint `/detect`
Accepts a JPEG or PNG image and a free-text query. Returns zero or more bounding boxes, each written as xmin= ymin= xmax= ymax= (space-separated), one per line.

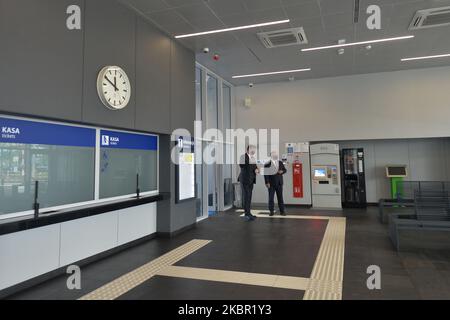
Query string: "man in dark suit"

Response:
xmin=239 ymin=145 xmax=259 ymax=221
xmin=264 ymin=151 xmax=287 ymax=216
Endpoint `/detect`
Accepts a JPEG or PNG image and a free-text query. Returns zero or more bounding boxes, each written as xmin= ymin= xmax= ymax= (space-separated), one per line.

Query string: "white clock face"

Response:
xmin=97 ymin=66 xmax=131 ymax=110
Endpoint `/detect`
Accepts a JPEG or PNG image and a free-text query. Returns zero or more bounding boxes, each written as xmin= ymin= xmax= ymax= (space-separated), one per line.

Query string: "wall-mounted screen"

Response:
xmin=0 ymin=117 xmax=96 ymax=216
xmin=314 ymin=168 xmax=327 ymax=178
xmin=99 ymin=130 xmax=158 ymax=199
xmin=176 ymin=136 xmax=195 ymax=203
xmin=386 ymin=166 xmax=408 ymax=178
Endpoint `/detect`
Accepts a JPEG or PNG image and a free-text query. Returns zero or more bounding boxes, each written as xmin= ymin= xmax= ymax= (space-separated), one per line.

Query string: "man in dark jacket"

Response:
xmin=239 ymin=145 xmax=259 ymax=221
xmin=264 ymin=151 xmax=287 ymax=216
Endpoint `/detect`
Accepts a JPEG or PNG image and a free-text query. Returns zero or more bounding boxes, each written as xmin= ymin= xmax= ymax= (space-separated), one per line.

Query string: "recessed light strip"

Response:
xmin=175 ymin=19 xmax=290 ymax=39
xmin=301 ymin=35 xmax=414 ymax=52
xmin=232 ymin=68 xmax=311 ymax=79
xmin=401 ymin=53 xmax=450 ymax=61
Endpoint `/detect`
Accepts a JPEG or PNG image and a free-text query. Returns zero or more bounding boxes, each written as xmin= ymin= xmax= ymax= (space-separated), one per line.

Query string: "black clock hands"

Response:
xmin=105 ymin=76 xmax=119 ymax=92
xmin=113 ymin=76 xmax=118 ymax=92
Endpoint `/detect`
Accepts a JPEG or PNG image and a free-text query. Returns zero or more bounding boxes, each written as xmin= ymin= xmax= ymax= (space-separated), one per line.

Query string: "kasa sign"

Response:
xmin=2 ymin=126 xmax=21 ymax=139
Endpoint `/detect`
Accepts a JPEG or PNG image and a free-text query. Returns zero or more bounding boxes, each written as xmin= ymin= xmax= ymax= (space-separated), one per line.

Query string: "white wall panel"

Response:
xmin=59 ymin=212 xmax=118 ymax=266
xmin=0 ymin=224 xmax=60 ymax=291
xmin=117 ymin=203 xmax=156 ymax=246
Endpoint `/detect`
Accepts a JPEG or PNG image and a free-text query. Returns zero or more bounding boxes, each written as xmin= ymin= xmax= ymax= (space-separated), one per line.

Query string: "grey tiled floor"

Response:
xmin=5 ymin=206 xmax=450 ymax=300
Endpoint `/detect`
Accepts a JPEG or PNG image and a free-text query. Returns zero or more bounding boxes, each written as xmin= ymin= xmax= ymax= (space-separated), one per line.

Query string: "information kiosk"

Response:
xmin=386 ymin=165 xmax=408 ymax=199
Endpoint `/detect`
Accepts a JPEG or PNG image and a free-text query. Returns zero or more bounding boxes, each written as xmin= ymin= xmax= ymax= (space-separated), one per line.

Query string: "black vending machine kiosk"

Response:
xmin=342 ymin=148 xmax=367 ymax=208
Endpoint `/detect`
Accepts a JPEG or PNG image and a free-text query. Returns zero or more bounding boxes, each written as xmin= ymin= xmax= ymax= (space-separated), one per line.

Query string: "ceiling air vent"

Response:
xmin=409 ymin=6 xmax=450 ymax=30
xmin=257 ymin=27 xmax=308 ymax=48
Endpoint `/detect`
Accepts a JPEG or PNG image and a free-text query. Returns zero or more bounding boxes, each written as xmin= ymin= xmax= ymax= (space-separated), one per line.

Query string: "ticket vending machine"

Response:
xmin=310 ymin=143 xmax=342 ymax=209
xmin=283 ymin=142 xmax=312 ymax=206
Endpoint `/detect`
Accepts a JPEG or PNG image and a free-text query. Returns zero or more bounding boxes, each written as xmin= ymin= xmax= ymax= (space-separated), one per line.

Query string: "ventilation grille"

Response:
xmin=257 ymin=27 xmax=308 ymax=48
xmin=409 ymin=6 xmax=450 ymax=30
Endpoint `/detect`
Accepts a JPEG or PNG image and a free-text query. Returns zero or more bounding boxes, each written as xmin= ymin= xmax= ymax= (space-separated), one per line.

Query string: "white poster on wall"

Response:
xmin=178 ymin=152 xmax=195 ymax=201
xmin=176 ymin=136 xmax=196 ymax=202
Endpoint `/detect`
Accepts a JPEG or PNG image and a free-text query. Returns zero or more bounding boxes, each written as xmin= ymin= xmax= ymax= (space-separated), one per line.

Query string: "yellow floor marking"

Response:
xmin=157 ymin=265 xmax=309 ymax=292
xmin=78 ymin=239 xmax=211 ymax=300
xmin=80 ymin=215 xmax=346 ymax=300
xmin=240 ymin=212 xmax=346 ymax=300
xmin=303 ymin=217 xmax=346 ymax=300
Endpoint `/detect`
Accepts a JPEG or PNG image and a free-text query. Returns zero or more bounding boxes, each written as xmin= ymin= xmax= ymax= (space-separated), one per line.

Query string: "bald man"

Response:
xmin=264 ymin=151 xmax=287 ymax=216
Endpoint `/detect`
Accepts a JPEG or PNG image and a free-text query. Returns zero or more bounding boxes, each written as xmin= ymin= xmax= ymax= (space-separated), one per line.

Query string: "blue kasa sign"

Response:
xmin=100 ymin=130 xmax=157 ymax=151
xmin=0 ymin=117 xmax=96 ymax=147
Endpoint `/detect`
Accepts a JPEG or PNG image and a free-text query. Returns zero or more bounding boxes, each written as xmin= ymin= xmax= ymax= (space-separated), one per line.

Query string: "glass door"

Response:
xmin=206 ymin=142 xmax=218 ymax=216
xmin=206 ymin=73 xmax=219 ymax=216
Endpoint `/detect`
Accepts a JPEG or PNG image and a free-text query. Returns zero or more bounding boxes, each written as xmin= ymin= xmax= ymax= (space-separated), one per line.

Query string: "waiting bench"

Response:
xmin=389 ymin=191 xmax=450 ymax=251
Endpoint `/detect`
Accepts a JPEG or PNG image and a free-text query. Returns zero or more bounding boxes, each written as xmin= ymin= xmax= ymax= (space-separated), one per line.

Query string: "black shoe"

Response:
xmin=244 ymin=215 xmax=252 ymax=221
xmin=280 ymin=212 xmax=286 ymax=216
xmin=269 ymin=212 xmax=274 ymax=217
xmin=250 ymin=214 xmax=257 ymax=220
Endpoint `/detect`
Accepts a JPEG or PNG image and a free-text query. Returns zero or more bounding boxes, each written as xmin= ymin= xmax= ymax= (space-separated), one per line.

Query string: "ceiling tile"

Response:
xmin=319 ymin=0 xmax=355 ymax=15
xmin=162 ymin=21 xmax=196 ymax=36
xmin=249 ymin=7 xmax=287 ymax=23
xmin=285 ymin=1 xmax=322 ymax=20
xmin=322 ymin=12 xmax=354 ymax=30
xmin=208 ymin=0 xmax=248 ymax=17
xmin=146 ymin=9 xmax=186 ymax=27
xmin=219 ymin=12 xmax=257 ymax=26
xmin=164 ymin=0 xmax=204 ymax=8
xmin=122 ymin=0 xmax=170 ymax=13
xmin=282 ymin=0 xmax=318 ymax=7
xmin=244 ymin=0 xmax=282 ymax=11
xmin=175 ymin=3 xmax=217 ymax=21
xmin=190 ymin=16 xmax=225 ymax=31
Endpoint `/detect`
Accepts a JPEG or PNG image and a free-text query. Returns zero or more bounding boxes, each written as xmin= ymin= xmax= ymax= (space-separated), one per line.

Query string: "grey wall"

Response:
xmin=234 ymin=67 xmax=450 ymax=204
xmin=337 ymin=138 xmax=450 ymax=202
xmin=0 ymin=0 xmax=196 ymax=234
xmin=235 ymin=66 xmax=450 ymax=142
xmin=247 ymin=138 xmax=450 ymax=205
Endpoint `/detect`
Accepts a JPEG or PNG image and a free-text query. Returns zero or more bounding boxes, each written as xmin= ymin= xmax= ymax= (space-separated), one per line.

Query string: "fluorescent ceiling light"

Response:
xmin=175 ymin=19 xmax=290 ymax=39
xmin=301 ymin=35 xmax=414 ymax=52
xmin=232 ymin=68 xmax=311 ymax=79
xmin=401 ymin=53 xmax=450 ymax=61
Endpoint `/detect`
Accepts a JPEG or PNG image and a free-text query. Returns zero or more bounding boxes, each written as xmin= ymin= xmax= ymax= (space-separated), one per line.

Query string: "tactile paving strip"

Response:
xmin=303 ymin=217 xmax=346 ymax=300
xmin=80 ymin=215 xmax=346 ymax=300
xmin=78 ymin=239 xmax=211 ymax=300
xmin=157 ymin=265 xmax=310 ymax=292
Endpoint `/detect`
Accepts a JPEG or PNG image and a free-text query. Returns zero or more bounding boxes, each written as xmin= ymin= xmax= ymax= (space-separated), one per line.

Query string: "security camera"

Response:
xmin=249 ymin=83 xmax=254 ymax=88
xmin=203 ymin=47 xmax=210 ymax=54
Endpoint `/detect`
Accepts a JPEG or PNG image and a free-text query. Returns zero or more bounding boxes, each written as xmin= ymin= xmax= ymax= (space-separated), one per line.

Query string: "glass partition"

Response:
xmin=0 ymin=117 xmax=96 ymax=216
xmin=0 ymin=116 xmax=159 ymax=219
xmin=99 ymin=130 xmax=158 ymax=199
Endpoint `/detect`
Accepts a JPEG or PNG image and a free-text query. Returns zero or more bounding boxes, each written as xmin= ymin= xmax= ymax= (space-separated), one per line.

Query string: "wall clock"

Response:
xmin=97 ymin=66 xmax=131 ymax=110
